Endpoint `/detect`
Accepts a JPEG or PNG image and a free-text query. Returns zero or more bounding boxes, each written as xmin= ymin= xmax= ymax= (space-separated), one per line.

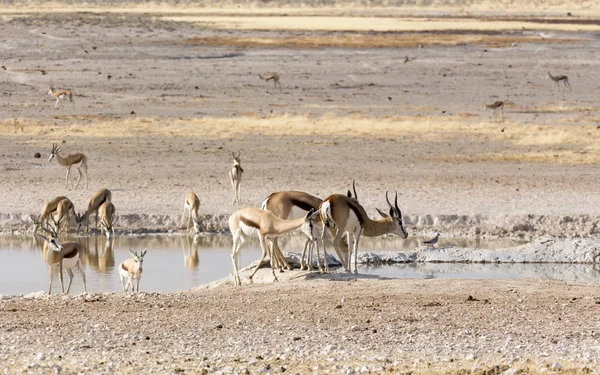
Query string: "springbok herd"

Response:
xmin=34 ymin=68 xmax=573 ymax=294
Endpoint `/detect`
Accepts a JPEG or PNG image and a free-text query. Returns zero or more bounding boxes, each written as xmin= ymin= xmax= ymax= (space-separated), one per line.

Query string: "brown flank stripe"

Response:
xmin=240 ymin=216 xmax=260 ymax=229
xmin=63 ymin=248 xmax=78 ymax=259
xmin=290 ymin=198 xmax=317 ymax=212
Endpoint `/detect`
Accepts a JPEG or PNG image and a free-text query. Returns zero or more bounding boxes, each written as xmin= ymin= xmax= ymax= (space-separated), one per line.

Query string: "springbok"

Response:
xmin=119 ymin=249 xmax=147 ymax=293
xmin=49 ymin=143 xmax=89 ymax=189
xmin=320 ymin=191 xmax=408 ymax=273
xmin=484 ymin=101 xmax=504 ymax=122
xmin=98 ymin=201 xmax=117 ymax=238
xmin=180 ymin=192 xmax=201 ymax=234
xmin=229 ymin=152 xmax=244 ymax=205
xmin=35 ymin=220 xmax=87 ymax=295
xmin=258 ymin=73 xmax=282 ymax=91
xmin=547 ymin=71 xmax=572 ymax=91
xmin=55 ymin=197 xmax=76 ymax=233
xmin=228 ymin=207 xmax=319 ymax=286
xmin=47 ymin=85 xmax=75 ymax=110
xmin=76 ymin=188 xmax=112 ymax=233
xmin=262 ymin=190 xmax=353 ymax=271
xmin=33 ymin=195 xmax=67 ymax=233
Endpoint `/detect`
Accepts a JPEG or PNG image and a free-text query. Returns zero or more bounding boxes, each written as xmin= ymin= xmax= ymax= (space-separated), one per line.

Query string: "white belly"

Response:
xmin=287 ymin=205 xmax=309 ymax=220
xmin=344 ymin=210 xmax=361 ymax=234
xmin=62 ymin=253 xmax=79 ymax=269
xmin=240 ymin=222 xmax=258 ymax=237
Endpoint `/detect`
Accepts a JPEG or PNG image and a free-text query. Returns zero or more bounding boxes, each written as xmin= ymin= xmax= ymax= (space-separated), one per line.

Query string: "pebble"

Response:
xmin=551 ymin=362 xmax=563 ymax=371
xmin=501 ymin=368 xmax=518 ymax=375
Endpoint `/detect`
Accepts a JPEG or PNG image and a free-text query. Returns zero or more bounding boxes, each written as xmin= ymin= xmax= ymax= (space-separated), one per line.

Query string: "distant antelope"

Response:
xmin=180 ymin=192 xmax=202 ymax=234
xmin=547 ymin=71 xmax=572 ymax=91
xmin=229 ymin=152 xmax=244 ymax=205
xmin=228 ymin=207 xmax=319 ymax=286
xmin=258 ymin=73 xmax=282 ymax=91
xmin=98 ymin=201 xmax=117 ymax=238
xmin=119 ymin=249 xmax=147 ymax=293
xmin=55 ymin=197 xmax=76 ymax=233
xmin=33 ymin=195 xmax=66 ymax=233
xmin=47 ymin=85 xmax=75 ymax=110
xmin=76 ymin=188 xmax=112 ymax=233
xmin=49 ymin=143 xmax=89 ymax=189
xmin=320 ymin=191 xmax=408 ymax=273
xmin=484 ymin=101 xmax=504 ymax=122
xmin=35 ymin=220 xmax=87 ymax=295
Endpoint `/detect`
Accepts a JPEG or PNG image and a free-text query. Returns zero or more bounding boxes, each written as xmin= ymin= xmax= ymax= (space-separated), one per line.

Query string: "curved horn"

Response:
xmin=394 ymin=191 xmax=402 ymax=217
xmin=385 ymin=191 xmax=393 ymax=208
xmin=236 ymin=151 xmax=241 ymax=159
xmin=352 ymin=180 xmax=358 ymax=202
xmin=231 ymin=152 xmax=235 ymax=158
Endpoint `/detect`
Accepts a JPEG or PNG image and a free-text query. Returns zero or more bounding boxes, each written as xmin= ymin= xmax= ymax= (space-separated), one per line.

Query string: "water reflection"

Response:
xmin=0 ymin=233 xmax=549 ymax=295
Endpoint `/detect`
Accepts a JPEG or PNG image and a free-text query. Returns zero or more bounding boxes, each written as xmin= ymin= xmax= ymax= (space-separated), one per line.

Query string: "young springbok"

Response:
xmin=99 ymin=201 xmax=117 ymax=238
xmin=180 ymin=192 xmax=201 ymax=234
xmin=35 ymin=220 xmax=87 ymax=295
xmin=33 ymin=195 xmax=67 ymax=233
xmin=229 ymin=152 xmax=244 ymax=205
xmin=48 ymin=85 xmax=75 ymax=110
xmin=228 ymin=207 xmax=319 ymax=286
xmin=49 ymin=143 xmax=89 ymax=189
xmin=547 ymin=71 xmax=572 ymax=91
xmin=320 ymin=191 xmax=408 ymax=273
xmin=76 ymin=188 xmax=112 ymax=233
xmin=119 ymin=249 xmax=147 ymax=293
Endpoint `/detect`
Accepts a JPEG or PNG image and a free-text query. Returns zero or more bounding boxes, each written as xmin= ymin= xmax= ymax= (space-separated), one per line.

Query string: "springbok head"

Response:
xmin=300 ymin=208 xmax=320 ymax=243
xmin=376 ymin=191 xmax=408 ymax=239
xmin=232 ymin=151 xmax=241 ymax=165
xmin=129 ymin=249 xmax=147 ymax=271
xmin=36 ymin=219 xmax=63 ymax=251
xmin=49 ymin=143 xmax=60 ymax=162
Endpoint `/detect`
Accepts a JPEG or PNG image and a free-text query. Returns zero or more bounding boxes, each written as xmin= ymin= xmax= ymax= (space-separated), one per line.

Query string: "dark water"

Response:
xmin=1 ymin=234 xmax=591 ymax=296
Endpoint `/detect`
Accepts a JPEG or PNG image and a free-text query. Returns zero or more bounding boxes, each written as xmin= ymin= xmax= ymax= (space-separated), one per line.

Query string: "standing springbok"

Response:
xmin=229 ymin=152 xmax=244 ymax=205
xmin=99 ymin=201 xmax=117 ymax=238
xmin=228 ymin=207 xmax=319 ymax=286
xmin=262 ymin=191 xmax=352 ymax=271
xmin=320 ymin=191 xmax=408 ymax=273
xmin=180 ymin=192 xmax=202 ymax=234
xmin=55 ymin=197 xmax=76 ymax=233
xmin=48 ymin=85 xmax=75 ymax=110
xmin=35 ymin=221 xmax=87 ymax=295
xmin=76 ymin=188 xmax=112 ymax=233
xmin=33 ymin=195 xmax=67 ymax=233
xmin=119 ymin=249 xmax=147 ymax=293
xmin=49 ymin=143 xmax=89 ymax=189
xmin=258 ymin=73 xmax=282 ymax=91
xmin=484 ymin=101 xmax=504 ymax=122
xmin=547 ymin=71 xmax=572 ymax=91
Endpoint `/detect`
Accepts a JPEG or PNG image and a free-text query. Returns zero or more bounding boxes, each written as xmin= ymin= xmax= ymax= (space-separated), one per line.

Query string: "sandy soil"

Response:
xmin=0 ymin=10 xmax=600 ymax=238
xmin=2 ymin=276 xmax=600 ymax=374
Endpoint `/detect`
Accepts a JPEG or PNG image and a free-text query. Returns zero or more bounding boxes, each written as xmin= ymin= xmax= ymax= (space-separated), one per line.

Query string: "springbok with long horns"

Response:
xmin=228 ymin=207 xmax=319 ymax=286
xmin=320 ymin=191 xmax=408 ymax=273
xmin=229 ymin=152 xmax=244 ymax=205
xmin=119 ymin=249 xmax=147 ymax=293
xmin=49 ymin=143 xmax=89 ymax=189
xmin=35 ymin=219 xmax=87 ymax=295
xmin=261 ymin=183 xmax=356 ymax=271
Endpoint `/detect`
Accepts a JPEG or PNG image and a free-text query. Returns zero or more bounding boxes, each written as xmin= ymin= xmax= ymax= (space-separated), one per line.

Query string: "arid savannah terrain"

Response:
xmin=1 ymin=1 xmax=600 ymax=374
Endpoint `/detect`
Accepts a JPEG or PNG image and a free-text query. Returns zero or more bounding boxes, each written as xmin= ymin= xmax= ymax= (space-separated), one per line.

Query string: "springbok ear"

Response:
xmin=141 ymin=249 xmax=147 ymax=257
xmin=389 ymin=206 xmax=395 ymax=217
xmin=129 ymin=248 xmax=136 ymax=257
xmin=34 ymin=233 xmax=47 ymax=242
xmin=376 ymin=208 xmax=389 ymax=219
xmin=347 ymin=190 xmax=352 ymax=198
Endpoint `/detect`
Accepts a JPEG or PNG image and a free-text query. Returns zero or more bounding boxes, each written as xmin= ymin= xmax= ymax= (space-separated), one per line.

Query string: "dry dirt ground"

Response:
xmin=1 ymin=2 xmax=600 ymax=373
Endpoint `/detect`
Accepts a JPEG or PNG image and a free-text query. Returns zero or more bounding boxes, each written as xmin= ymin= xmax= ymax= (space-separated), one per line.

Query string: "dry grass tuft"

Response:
xmin=3 ymin=114 xmax=600 ymax=165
